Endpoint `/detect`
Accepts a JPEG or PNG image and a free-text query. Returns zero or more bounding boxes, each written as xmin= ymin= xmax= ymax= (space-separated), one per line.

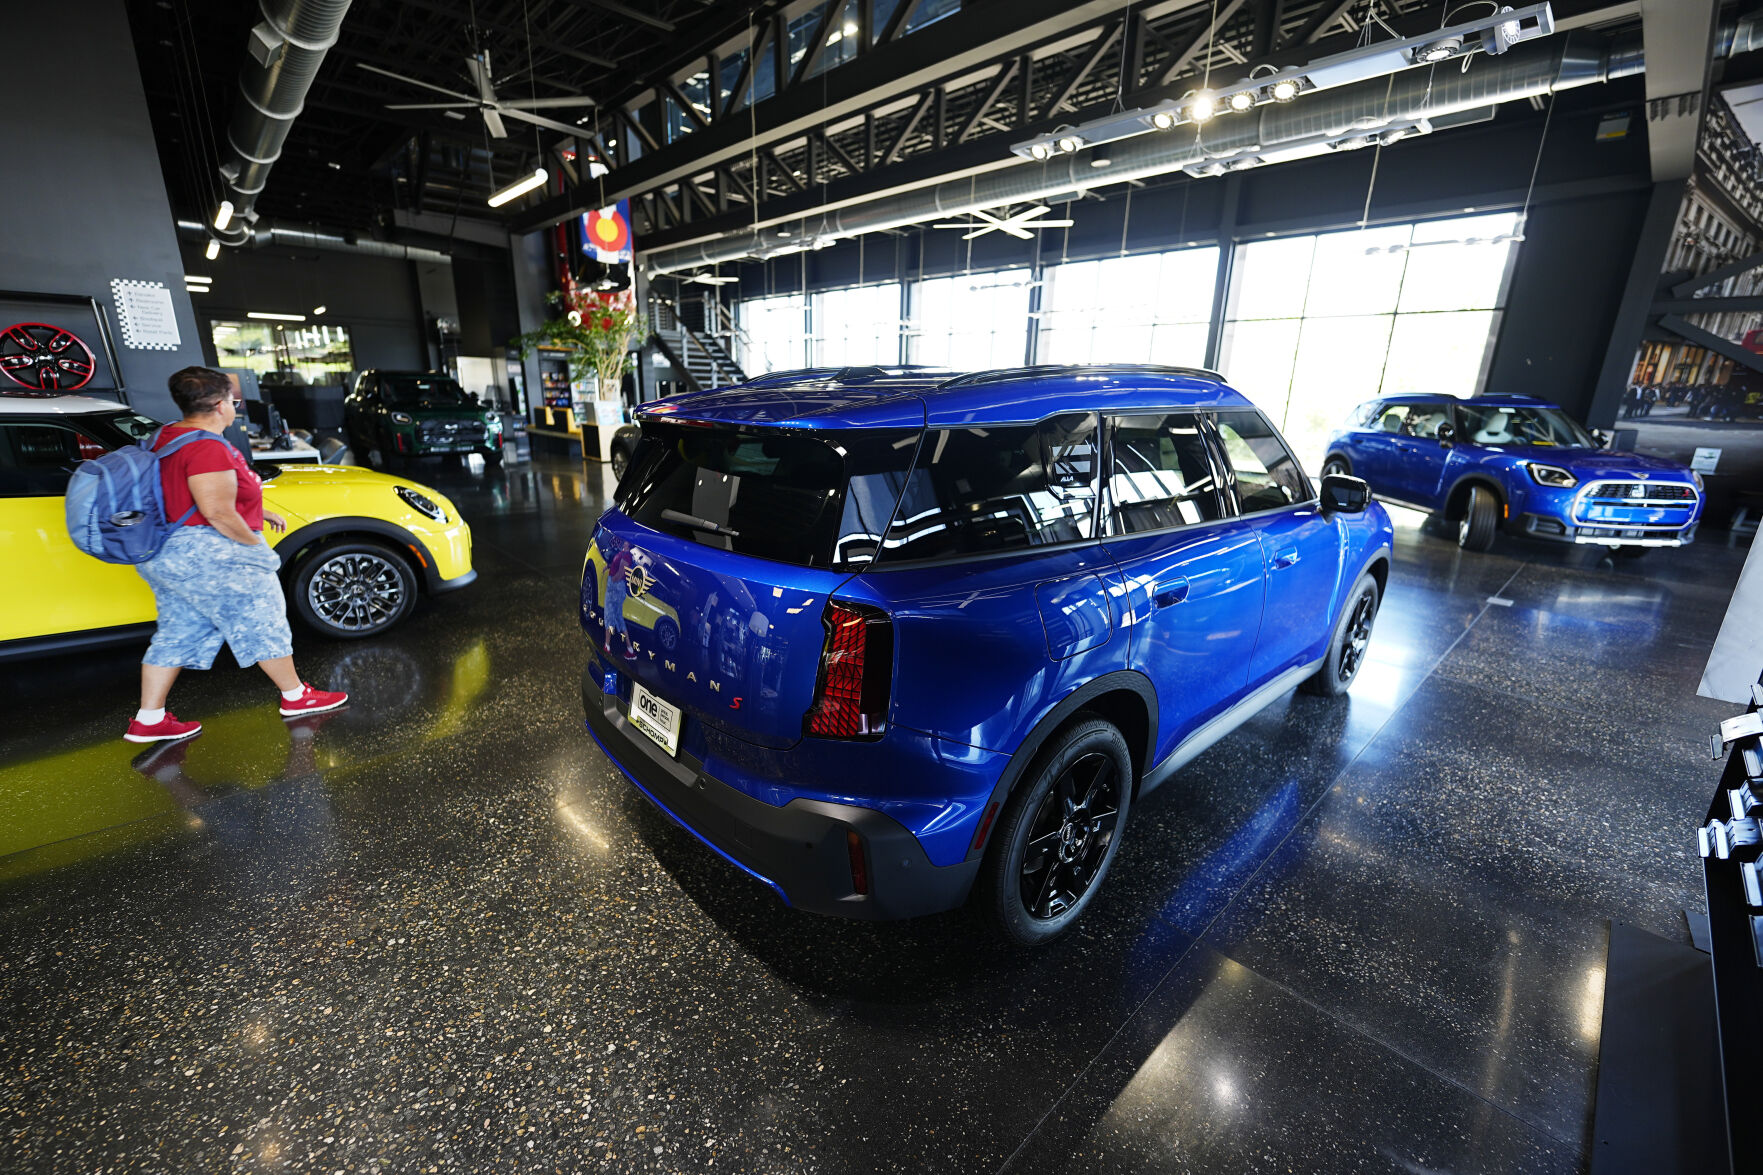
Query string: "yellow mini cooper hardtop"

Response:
xmin=0 ymin=394 xmax=475 ymax=660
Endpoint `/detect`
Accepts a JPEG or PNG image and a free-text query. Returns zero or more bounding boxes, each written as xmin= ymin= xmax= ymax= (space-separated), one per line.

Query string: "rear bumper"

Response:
xmin=580 ymin=661 xmax=979 ymax=920
xmin=1516 ymin=513 xmax=1697 ymax=548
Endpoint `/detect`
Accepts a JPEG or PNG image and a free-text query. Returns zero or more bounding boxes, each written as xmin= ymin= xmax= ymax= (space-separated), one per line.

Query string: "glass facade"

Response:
xmin=1036 ymin=248 xmax=1219 ymax=367
xmin=814 ymin=284 xmax=902 ymax=366
xmin=737 ymin=294 xmax=809 ymax=375
xmin=908 ymin=270 xmax=1032 ymax=370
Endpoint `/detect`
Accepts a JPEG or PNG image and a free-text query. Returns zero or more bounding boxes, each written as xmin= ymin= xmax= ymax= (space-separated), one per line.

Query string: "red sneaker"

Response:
xmin=279 ymin=683 xmax=350 ymax=717
xmin=124 ymin=712 xmax=202 ymax=743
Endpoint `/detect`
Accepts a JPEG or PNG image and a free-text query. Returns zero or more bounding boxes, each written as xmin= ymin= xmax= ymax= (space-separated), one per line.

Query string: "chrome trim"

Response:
xmin=1571 ymin=535 xmax=1689 ymax=548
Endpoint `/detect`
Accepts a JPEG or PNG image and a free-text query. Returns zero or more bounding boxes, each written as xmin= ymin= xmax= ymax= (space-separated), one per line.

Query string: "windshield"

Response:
xmin=619 ymin=422 xmax=920 ymax=568
xmin=1457 ymin=403 xmax=1593 ymax=448
xmin=381 ymin=375 xmax=471 ymax=408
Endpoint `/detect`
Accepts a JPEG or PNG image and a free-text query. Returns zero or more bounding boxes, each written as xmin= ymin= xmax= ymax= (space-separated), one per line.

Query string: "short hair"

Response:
xmin=168 ymin=366 xmax=232 ymax=415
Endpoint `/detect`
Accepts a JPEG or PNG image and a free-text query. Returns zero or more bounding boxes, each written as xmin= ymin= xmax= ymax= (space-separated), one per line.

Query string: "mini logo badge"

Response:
xmin=1627 ymin=484 xmax=1645 ymax=499
xmin=626 ymin=562 xmax=654 ymax=598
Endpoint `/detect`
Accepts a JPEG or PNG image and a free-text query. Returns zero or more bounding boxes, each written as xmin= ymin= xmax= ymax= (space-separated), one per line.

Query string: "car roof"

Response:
xmin=1373 ymin=393 xmax=1557 ymax=408
xmin=637 ymin=365 xmax=1251 ymax=430
xmin=0 ymin=393 xmax=136 ymax=416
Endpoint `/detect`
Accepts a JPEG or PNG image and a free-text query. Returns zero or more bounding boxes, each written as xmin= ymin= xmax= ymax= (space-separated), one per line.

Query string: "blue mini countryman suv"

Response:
xmin=580 ymin=366 xmax=1394 ymax=944
xmin=1321 ymin=393 xmax=1705 ymax=555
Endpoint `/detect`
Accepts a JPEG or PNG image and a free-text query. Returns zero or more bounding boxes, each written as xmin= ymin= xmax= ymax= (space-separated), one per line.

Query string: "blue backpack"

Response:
xmin=64 ymin=427 xmax=233 ymax=564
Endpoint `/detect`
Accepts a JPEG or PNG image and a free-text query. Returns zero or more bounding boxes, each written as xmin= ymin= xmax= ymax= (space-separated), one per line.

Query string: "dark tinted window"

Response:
xmin=620 ymin=422 xmax=917 ymax=568
xmin=1108 ymin=413 xmax=1225 ymax=533
xmin=878 ymin=413 xmax=1099 ymax=562
xmin=0 ymin=422 xmax=97 ymax=497
xmin=381 ymin=374 xmax=470 ymax=407
xmin=1213 ymin=411 xmax=1310 ymax=514
xmin=1455 ymin=403 xmax=1592 ymax=447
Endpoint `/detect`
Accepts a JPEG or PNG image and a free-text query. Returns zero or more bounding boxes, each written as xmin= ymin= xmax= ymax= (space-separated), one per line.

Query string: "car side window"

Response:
xmin=1107 ymin=413 xmax=1226 ymax=534
xmin=1350 ymin=401 xmax=1383 ymax=429
xmin=0 ymin=422 xmax=104 ymax=497
xmin=1373 ymin=404 xmax=1411 ymax=434
xmin=1212 ymin=411 xmax=1311 ymax=514
xmin=878 ymin=412 xmax=1099 ymax=561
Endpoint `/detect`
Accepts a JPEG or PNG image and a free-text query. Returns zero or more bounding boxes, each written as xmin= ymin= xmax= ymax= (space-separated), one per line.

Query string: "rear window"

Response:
xmin=876 ymin=413 xmax=1100 ymax=562
xmin=619 ymin=422 xmax=919 ymax=568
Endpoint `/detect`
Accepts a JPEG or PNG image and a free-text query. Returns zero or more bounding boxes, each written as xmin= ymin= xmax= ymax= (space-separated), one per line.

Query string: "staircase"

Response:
xmin=649 ymin=297 xmax=746 ymax=392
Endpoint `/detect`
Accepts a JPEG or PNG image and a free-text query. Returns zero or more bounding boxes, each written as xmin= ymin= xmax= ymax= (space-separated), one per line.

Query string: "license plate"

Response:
xmin=629 ymin=683 xmax=681 ymax=757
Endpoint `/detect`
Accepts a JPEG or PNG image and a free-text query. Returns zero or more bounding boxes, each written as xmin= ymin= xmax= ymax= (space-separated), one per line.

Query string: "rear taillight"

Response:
xmin=805 ymin=600 xmax=892 ymax=739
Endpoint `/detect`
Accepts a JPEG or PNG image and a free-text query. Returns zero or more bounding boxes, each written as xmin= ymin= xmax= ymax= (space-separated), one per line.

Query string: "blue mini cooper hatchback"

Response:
xmin=580 ymin=366 xmax=1394 ymax=943
xmin=1321 ymin=393 xmax=1705 ymax=555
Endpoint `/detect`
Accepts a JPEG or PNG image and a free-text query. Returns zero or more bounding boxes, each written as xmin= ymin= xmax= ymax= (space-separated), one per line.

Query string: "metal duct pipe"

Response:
xmin=645 ymin=31 xmax=1642 ymax=274
xmin=177 ymin=219 xmax=454 ymax=264
xmin=213 ymin=0 xmax=354 ymax=246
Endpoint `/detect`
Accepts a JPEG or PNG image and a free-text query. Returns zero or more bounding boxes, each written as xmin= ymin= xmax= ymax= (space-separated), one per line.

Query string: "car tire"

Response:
xmin=976 ymin=716 xmax=1133 ymax=947
xmin=1300 ymin=571 xmax=1381 ymax=697
xmin=480 ymin=446 xmax=504 ymax=468
xmin=290 ymin=540 xmax=418 ymax=639
xmin=653 ymin=616 xmax=680 ymax=653
xmin=1321 ymin=455 xmax=1351 ymax=477
xmin=1458 ymin=487 xmax=1498 ymax=552
xmin=610 ymin=444 xmax=630 ymax=480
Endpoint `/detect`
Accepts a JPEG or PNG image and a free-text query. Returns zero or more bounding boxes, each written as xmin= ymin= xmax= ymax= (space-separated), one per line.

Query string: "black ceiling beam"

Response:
xmin=791 ymin=0 xmax=847 ymax=89
xmin=1042 ymin=22 xmax=1121 ymax=119
xmin=955 ymin=60 xmax=1018 ymax=143
xmin=879 ymin=0 xmax=925 ymax=44
xmin=817 ymin=128 xmax=865 ymax=177
xmin=882 ymin=90 xmax=937 ymax=166
xmin=1289 ymin=0 xmax=1360 ymax=47
xmin=566 ymin=0 xmax=674 ymax=33
xmin=1160 ymin=0 xmax=1251 ymax=84
xmin=514 ymin=0 xmax=1141 ymax=230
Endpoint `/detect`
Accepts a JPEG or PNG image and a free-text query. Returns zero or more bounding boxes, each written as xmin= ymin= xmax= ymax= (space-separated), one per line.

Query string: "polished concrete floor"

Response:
xmin=0 ymin=455 xmax=1748 ymax=1173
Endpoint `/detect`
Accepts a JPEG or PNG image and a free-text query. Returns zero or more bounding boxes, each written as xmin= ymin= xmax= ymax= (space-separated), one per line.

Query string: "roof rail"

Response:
xmin=939 ymin=364 xmax=1227 ymax=387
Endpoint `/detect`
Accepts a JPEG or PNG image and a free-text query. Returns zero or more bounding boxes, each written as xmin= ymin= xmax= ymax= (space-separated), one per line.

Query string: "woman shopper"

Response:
xmin=124 ymin=367 xmax=347 ymax=743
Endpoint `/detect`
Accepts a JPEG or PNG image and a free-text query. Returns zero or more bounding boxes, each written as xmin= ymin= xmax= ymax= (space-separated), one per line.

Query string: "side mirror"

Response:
xmin=1320 ymin=473 xmax=1371 ymax=515
xmin=1436 ymin=422 xmax=1456 ymax=443
xmin=1591 ymin=429 xmax=1609 ymax=448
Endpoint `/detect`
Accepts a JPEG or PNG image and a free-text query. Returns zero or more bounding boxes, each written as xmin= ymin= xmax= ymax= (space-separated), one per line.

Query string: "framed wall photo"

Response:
xmin=0 ymin=290 xmax=126 ymax=400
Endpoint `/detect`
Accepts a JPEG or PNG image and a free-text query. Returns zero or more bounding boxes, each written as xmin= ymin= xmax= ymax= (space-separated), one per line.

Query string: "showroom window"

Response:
xmin=907 ymin=269 xmax=1032 ymax=371
xmin=737 ymin=294 xmax=809 ymax=375
xmin=814 ymin=284 xmax=903 ymax=366
xmin=1218 ymin=212 xmax=1521 ymax=470
xmin=211 ymin=321 xmax=354 ymax=387
xmin=1037 ymin=248 xmax=1219 ymax=367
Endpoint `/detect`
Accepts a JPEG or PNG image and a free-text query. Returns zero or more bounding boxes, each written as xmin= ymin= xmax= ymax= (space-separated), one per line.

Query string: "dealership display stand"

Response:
xmin=1593 ymin=685 xmax=1763 ymax=1175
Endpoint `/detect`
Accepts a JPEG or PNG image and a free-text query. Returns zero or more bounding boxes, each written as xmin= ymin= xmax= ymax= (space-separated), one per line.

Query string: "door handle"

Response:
xmin=1273 ymin=548 xmax=1300 ymax=569
xmin=1153 ymin=577 xmax=1189 ymax=607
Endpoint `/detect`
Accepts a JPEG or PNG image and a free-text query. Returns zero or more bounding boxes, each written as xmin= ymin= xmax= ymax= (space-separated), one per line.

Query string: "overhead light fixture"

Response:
xmin=1090 ymin=157 xmax=1113 ymax=168
xmin=204 ymin=239 xmax=220 ymax=260
xmin=312 ymin=305 xmax=327 ymax=315
xmin=487 ymin=167 xmax=548 ymax=207
xmin=213 ymin=200 xmax=234 ymax=230
xmin=443 ymin=110 xmax=467 ymax=120
xmin=1010 ymin=3 xmax=1553 ymax=160
xmin=247 ymin=311 xmax=307 ymax=322
xmin=184 ymin=274 xmax=212 ymax=285
xmin=327 ymin=161 xmax=342 ymax=170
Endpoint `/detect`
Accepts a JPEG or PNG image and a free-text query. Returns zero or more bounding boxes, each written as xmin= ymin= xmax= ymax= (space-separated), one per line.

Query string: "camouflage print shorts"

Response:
xmin=137 ymin=527 xmax=294 ymax=670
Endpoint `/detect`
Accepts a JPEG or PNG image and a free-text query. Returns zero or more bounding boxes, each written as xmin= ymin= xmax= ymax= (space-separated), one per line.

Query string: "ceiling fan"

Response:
xmin=932 ymin=205 xmax=1075 ymax=240
xmin=684 ymin=272 xmax=738 ymax=285
xmin=358 ymin=51 xmax=594 ymax=138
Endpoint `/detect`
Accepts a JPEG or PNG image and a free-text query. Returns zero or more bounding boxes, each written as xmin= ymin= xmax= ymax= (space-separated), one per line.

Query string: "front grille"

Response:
xmin=417 ymin=419 xmax=486 ymax=446
xmin=1587 ymin=482 xmax=1696 ymax=501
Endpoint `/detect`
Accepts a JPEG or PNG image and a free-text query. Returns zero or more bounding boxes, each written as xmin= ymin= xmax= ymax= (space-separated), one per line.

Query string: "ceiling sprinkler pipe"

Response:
xmin=641 ymin=27 xmax=1680 ymax=275
xmin=175 ymin=219 xmax=454 ymax=264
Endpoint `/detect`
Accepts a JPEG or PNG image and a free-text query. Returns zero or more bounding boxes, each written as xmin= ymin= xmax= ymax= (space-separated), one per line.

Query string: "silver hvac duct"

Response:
xmin=177 ymin=219 xmax=453 ymax=264
xmin=645 ymin=31 xmax=1643 ymax=275
xmin=213 ymin=0 xmax=354 ymax=247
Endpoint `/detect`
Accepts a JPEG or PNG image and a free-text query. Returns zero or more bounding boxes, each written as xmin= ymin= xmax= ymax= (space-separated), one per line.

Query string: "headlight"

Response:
xmin=1526 ymin=463 xmax=1577 ymax=488
xmin=1691 ymin=470 xmax=1705 ymax=491
xmin=395 ymin=486 xmax=447 ymax=522
xmin=484 ymin=412 xmax=501 ymax=427
xmin=391 ymin=411 xmax=414 ymax=425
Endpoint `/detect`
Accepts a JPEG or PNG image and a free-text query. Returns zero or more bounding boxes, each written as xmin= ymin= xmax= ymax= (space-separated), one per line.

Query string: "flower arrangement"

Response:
xmin=513 ymin=284 xmax=639 ymax=396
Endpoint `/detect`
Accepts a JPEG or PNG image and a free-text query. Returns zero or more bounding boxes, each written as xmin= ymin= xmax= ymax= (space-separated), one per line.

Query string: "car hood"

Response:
xmin=1487 ymin=446 xmax=1694 ymax=481
xmin=390 ymin=404 xmax=487 ymax=420
xmin=259 ymin=462 xmax=460 ymax=522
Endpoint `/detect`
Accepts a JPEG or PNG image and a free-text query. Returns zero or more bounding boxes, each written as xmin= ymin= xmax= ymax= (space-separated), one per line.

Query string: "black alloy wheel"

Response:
xmin=978 ymin=717 xmax=1133 ymax=946
xmin=1302 ymin=571 xmax=1380 ymax=696
xmin=1321 ymin=456 xmax=1350 ymax=478
xmin=291 ymin=541 xmax=417 ymax=639
xmin=610 ymin=444 xmax=630 ymax=479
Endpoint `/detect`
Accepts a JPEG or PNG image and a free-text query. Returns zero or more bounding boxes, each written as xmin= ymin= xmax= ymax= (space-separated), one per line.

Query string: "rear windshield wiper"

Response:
xmin=661 ymin=508 xmax=740 ymax=538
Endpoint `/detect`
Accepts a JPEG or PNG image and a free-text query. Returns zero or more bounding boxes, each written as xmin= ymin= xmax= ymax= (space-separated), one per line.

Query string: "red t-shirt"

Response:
xmin=154 ymin=426 xmax=264 ymax=530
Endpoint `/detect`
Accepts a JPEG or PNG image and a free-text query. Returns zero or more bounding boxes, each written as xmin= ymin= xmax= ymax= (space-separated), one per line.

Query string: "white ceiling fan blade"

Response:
xmin=496 ymin=107 xmax=595 ymax=137
xmin=1003 ymin=226 xmax=1036 ymax=240
xmin=501 ymin=96 xmax=597 ymax=109
xmin=932 ymin=222 xmax=981 ymax=229
xmin=357 ymin=62 xmax=476 ymax=103
xmin=961 ymin=226 xmax=998 ymax=240
xmin=482 ymin=108 xmax=508 ymax=138
xmin=1014 ymin=204 xmax=1053 ymax=221
xmin=969 ymin=209 xmax=1007 ymax=227
xmin=468 ymin=54 xmax=498 ymax=104
xmin=385 ymin=102 xmax=478 ymax=110
xmin=1028 ymin=219 xmax=1074 ymax=228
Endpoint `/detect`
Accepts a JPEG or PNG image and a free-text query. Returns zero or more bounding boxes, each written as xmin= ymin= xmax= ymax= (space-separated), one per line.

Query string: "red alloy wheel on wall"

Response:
xmin=0 ymin=322 xmax=97 ymax=393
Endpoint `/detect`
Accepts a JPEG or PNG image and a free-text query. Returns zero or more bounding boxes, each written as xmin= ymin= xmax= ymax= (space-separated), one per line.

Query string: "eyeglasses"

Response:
xmin=229 ymin=398 xmax=244 ymax=409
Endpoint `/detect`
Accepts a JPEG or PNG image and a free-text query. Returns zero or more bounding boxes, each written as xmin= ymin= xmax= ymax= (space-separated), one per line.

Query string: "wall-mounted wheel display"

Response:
xmin=0 ymin=323 xmax=96 ymax=392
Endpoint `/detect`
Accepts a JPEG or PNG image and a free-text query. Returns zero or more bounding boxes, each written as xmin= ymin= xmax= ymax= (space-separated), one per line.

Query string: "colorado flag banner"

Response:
xmin=583 ymin=202 xmax=633 ymax=263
